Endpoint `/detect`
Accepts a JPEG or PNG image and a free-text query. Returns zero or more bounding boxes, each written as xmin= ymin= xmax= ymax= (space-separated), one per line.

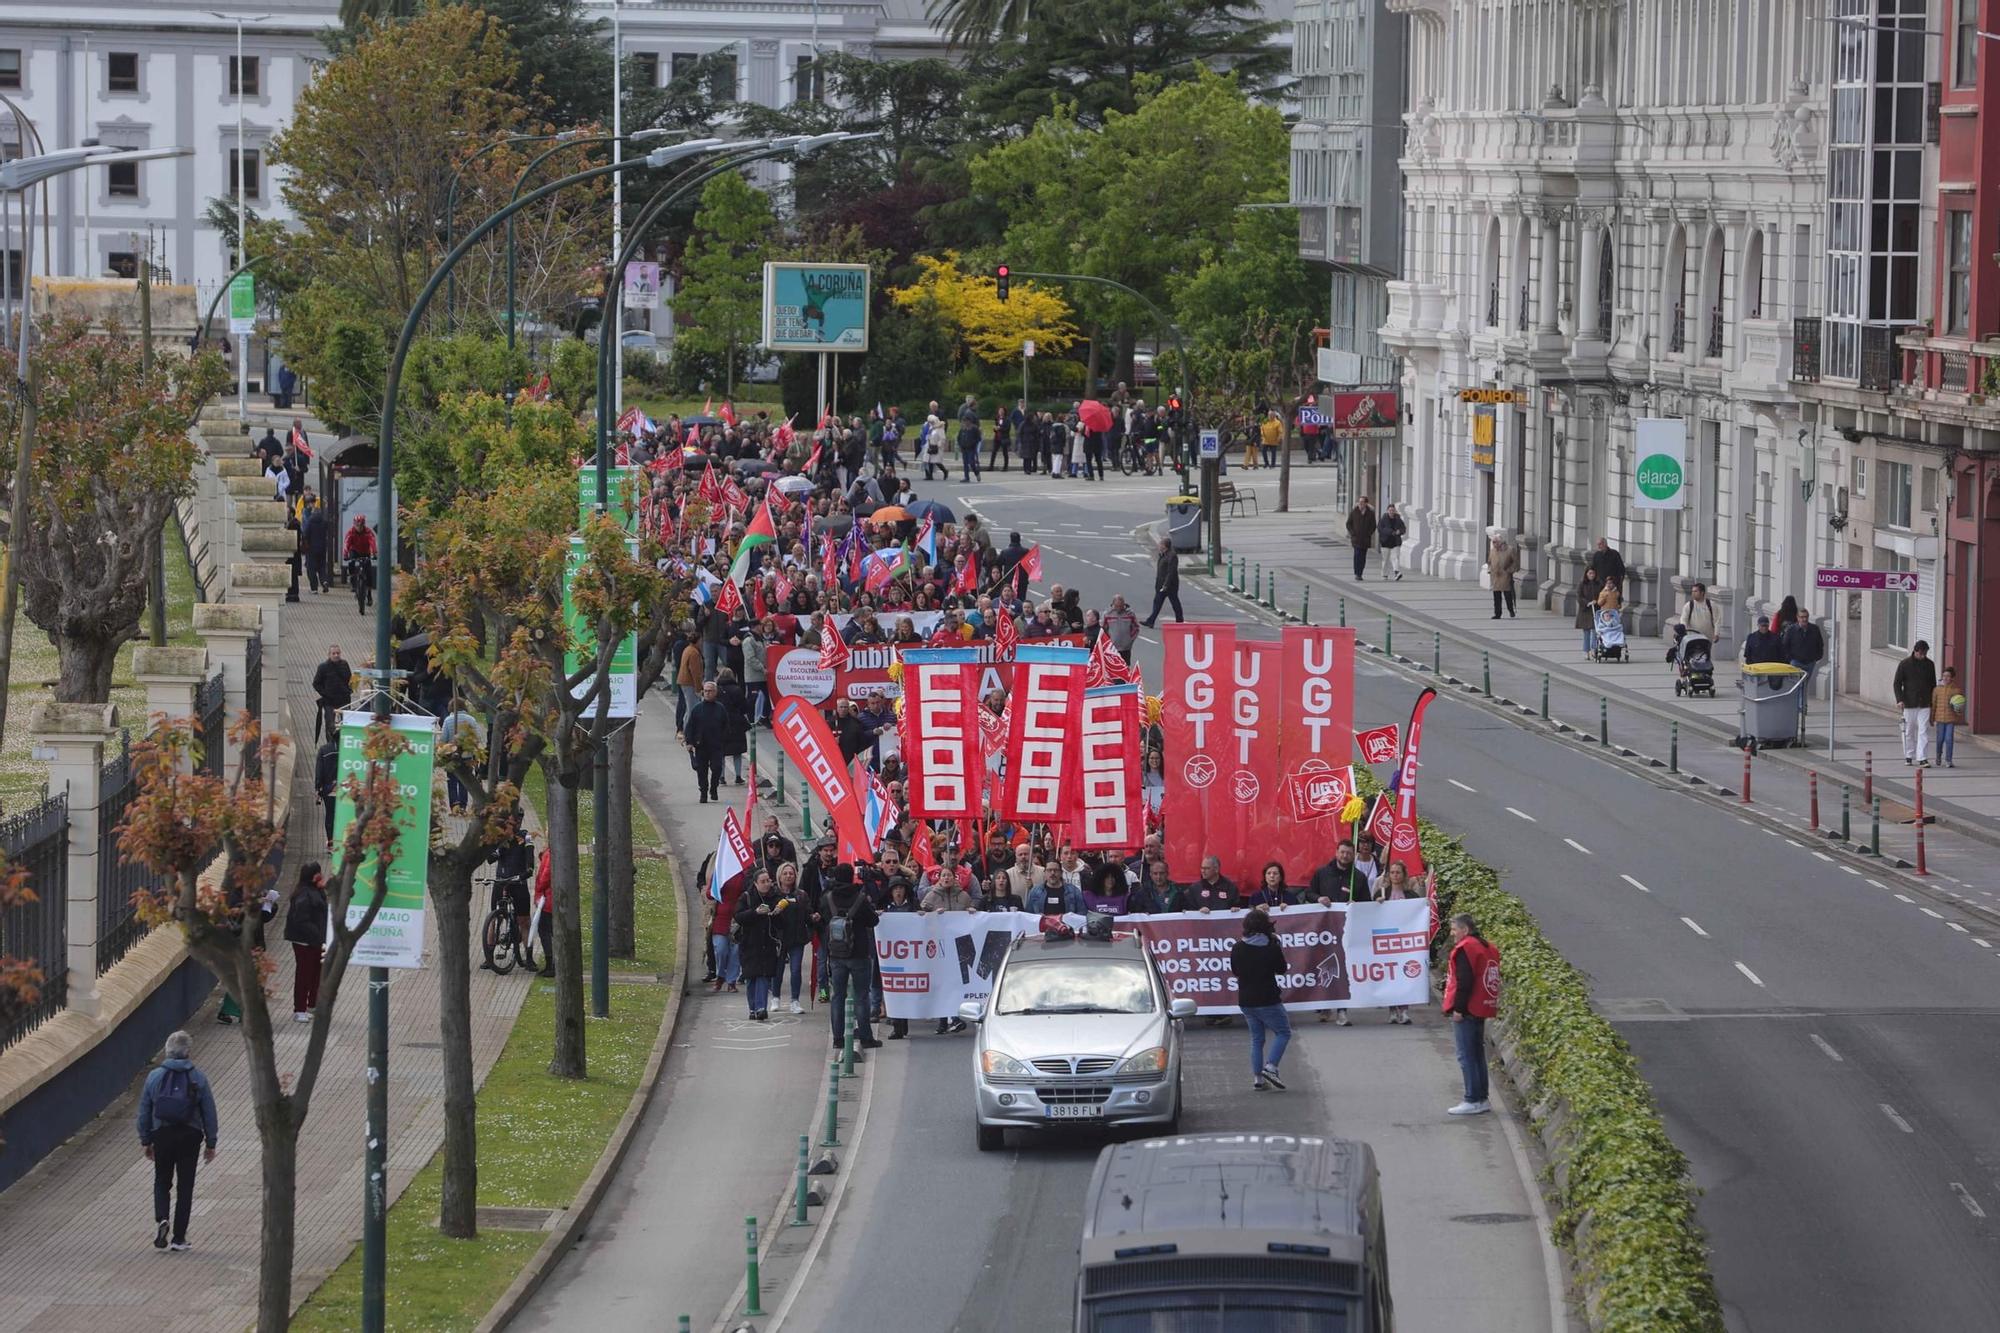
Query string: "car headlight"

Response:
xmin=1116 ymin=1046 xmax=1168 ymax=1076
xmin=981 ymin=1049 xmax=1031 ymax=1077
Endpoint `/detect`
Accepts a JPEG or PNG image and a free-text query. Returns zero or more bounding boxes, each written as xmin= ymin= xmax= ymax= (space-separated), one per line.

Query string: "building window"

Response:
xmin=670 ymin=52 xmax=698 ymax=84
xmin=632 ymin=52 xmax=659 ymax=87
xmin=0 ymin=49 xmax=21 ymax=91
xmin=229 ymin=149 xmax=262 ymax=201
xmin=1876 ymin=458 xmax=1913 ymax=529
xmin=795 ymin=55 xmax=822 ymax=103
xmin=229 ymin=55 xmax=259 ymax=97
xmin=107 ymin=251 xmax=138 ymax=279
xmin=1877 ymin=550 xmax=1913 ymax=648
xmin=1956 ymin=0 xmax=1980 ymax=87
xmin=107 ymin=161 xmax=139 ymax=198
xmin=709 ymin=55 xmax=737 ymax=103
xmin=1946 ymin=210 xmax=1973 ymax=335
xmin=1853 ymin=457 xmax=1868 ymax=497
xmin=107 ymin=52 xmax=139 ymax=93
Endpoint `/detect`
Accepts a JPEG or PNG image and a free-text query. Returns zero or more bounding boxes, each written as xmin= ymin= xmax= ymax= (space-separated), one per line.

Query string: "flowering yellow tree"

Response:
xmin=889 ymin=254 xmax=1080 ymax=366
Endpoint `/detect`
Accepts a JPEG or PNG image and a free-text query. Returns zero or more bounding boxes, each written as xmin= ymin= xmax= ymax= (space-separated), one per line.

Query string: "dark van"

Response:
xmin=1075 ymin=1132 xmax=1392 ymax=1332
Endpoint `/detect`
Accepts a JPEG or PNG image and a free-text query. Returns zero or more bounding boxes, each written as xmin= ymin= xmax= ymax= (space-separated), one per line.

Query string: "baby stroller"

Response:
xmin=1592 ymin=607 xmax=1627 ymax=662
xmin=1670 ymin=626 xmax=1716 ymax=697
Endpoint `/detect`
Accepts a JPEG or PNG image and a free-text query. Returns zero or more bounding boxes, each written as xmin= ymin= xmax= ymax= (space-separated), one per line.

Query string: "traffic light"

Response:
xmin=995 ymin=265 xmax=1010 ymax=301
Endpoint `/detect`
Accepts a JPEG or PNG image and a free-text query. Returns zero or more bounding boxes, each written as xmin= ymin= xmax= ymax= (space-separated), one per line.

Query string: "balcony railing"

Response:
xmin=1487 ymin=281 xmax=1498 ymax=328
xmin=1793 ymin=317 xmax=1821 ymax=382
xmin=1517 ymin=284 xmax=1529 ymax=332
xmin=1859 ymin=324 xmax=1894 ymax=392
xmin=1705 ymin=306 xmax=1724 ymax=358
xmin=1668 ymin=300 xmax=1686 ymax=354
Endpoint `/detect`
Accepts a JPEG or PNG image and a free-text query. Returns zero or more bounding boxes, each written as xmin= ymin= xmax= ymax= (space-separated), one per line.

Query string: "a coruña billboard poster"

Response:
xmin=762 ymin=261 xmax=871 ymax=352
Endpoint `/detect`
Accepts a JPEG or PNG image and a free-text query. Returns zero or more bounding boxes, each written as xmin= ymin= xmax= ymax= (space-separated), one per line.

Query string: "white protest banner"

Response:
xmin=1132 ymin=902 xmax=1431 ymax=1014
xmin=877 ymin=910 xmax=1044 ymax=1019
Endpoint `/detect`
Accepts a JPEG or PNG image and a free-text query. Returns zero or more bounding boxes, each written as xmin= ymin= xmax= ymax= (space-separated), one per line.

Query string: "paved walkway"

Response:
xmin=0 ymin=585 xmax=528 ymax=1332
xmin=1178 ymin=500 xmax=1999 ymax=881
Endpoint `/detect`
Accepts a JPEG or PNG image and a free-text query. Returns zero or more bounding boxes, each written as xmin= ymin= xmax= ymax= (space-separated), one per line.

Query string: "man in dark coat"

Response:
xmin=682 ymin=680 xmax=729 ymax=801
xmin=996 ymin=531 xmax=1030 ymax=599
xmin=311 ymin=645 xmax=353 ymax=744
xmin=1893 ymin=640 xmax=1939 ymax=766
xmin=301 ymin=500 xmax=329 ymax=593
xmin=1142 ymin=536 xmax=1183 ymax=627
xmin=1345 ymin=497 xmax=1377 ymax=579
xmin=1587 ymin=537 xmax=1626 ymax=591
xmin=1741 ymin=614 xmax=1784 ymax=665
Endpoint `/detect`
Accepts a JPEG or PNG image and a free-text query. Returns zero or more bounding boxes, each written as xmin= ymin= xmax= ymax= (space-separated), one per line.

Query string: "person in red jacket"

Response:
xmin=532 ymin=846 xmax=554 ymax=978
xmin=1442 ymin=912 xmax=1500 ymax=1116
xmin=343 ymin=517 xmax=377 ymax=614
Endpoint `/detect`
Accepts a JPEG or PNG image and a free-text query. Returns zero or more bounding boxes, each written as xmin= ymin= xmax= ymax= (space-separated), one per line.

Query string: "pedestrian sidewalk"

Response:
xmin=1170 ymin=507 xmax=2000 ymax=874
xmin=0 ymin=585 xmax=528 ymax=1333
xmin=511 ymin=710 xmax=837 ymax=1333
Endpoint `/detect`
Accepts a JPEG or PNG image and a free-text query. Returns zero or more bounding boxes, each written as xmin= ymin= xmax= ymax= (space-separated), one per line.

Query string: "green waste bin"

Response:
xmin=1165 ymin=496 xmax=1202 ymax=552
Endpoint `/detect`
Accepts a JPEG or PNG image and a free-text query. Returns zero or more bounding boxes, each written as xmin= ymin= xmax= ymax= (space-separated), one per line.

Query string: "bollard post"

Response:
xmin=1740 ymin=747 xmax=1753 ymax=804
xmin=1864 ymin=750 xmax=1873 ymax=806
xmin=1914 ymin=767 xmax=1928 ymax=876
xmin=679 ymin=1318 xmax=691 ymax=1333
xmin=841 ymin=991 xmax=859 ymax=1075
xmin=1385 ymin=616 xmax=1393 ymax=656
xmin=1809 ymin=772 xmax=1820 ymax=832
xmin=1254 ymin=562 xmax=1262 ymax=604
xmin=821 ymin=1065 xmax=842 ymax=1146
xmin=1840 ymin=784 xmax=1851 ymax=841
xmin=802 ymin=789 xmax=813 ymax=841
xmin=745 ymin=1217 xmax=764 ymax=1317
xmin=1870 ymin=796 xmax=1882 ymax=856
xmin=1540 ymin=673 xmax=1549 ymax=720
xmin=1267 ymin=572 xmax=1277 ymax=610
xmin=1482 ymin=651 xmax=1491 ymax=696
xmin=776 ymin=747 xmax=786 ymax=802
xmin=1302 ymin=585 xmax=1311 ymax=625
xmin=1339 ymin=596 xmax=1347 ymax=627
xmin=1599 ymin=697 xmax=1608 ymax=746
xmin=793 ymin=1134 xmax=811 ymax=1224
xmin=1670 ymin=721 xmax=1679 ymax=773
xmin=1435 ymin=632 xmax=1442 ymax=675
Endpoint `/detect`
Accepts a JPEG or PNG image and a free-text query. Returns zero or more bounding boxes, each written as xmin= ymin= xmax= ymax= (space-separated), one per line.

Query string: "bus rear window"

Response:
xmin=1086 ymin=1291 xmax=1352 ymax=1332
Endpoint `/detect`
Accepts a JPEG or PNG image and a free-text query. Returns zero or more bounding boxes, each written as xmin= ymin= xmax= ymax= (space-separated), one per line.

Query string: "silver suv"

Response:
xmin=962 ymin=934 xmax=1197 ymax=1151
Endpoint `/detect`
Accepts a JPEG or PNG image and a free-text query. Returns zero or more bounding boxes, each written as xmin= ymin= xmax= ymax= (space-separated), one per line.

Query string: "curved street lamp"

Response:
xmin=442 ymin=130 xmax=579 ymax=327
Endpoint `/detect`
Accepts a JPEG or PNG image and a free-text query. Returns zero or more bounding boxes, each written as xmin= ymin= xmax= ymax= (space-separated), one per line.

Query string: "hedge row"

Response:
xmin=1364 ymin=771 xmax=1725 ymax=1331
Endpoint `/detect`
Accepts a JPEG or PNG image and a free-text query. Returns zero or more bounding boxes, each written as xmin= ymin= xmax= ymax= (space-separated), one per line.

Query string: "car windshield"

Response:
xmin=995 ymin=958 xmax=1156 ymax=1015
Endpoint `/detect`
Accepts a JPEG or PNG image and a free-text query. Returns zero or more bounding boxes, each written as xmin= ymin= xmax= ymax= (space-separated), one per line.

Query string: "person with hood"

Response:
xmin=1377 ymin=504 xmax=1408 ymax=580
xmin=137 ymin=1030 xmax=220 ymax=1252
xmin=1230 ymin=909 xmax=1292 ymax=1091
xmin=732 ymin=869 xmax=787 ymax=1020
xmin=1486 ymin=532 xmax=1520 ymax=618
xmin=284 ymin=863 xmax=330 ymax=1021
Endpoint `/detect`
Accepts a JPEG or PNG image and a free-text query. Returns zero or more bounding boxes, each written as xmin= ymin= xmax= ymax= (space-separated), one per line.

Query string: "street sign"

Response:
xmin=1816 ymin=567 xmax=1917 ymax=592
xmin=1022 ymin=339 xmax=1035 ymax=358
xmin=1457 ymin=387 xmax=1523 ymax=404
xmin=1198 ymin=429 xmax=1221 ymax=460
xmin=228 ymin=272 xmax=256 ymax=335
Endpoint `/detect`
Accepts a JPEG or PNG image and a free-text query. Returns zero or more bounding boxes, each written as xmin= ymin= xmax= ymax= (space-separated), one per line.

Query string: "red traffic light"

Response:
xmin=996 ymin=265 xmax=1009 ymax=277
xmin=995 ymin=265 xmax=1011 ymax=301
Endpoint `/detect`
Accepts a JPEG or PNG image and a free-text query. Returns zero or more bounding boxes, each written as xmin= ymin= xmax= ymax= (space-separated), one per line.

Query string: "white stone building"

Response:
xmin=1379 ymin=0 xmax=1842 ymax=653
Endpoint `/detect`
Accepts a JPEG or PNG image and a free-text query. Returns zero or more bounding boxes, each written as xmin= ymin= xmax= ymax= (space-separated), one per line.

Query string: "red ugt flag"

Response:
xmin=816 ymin=620 xmax=851 ymax=670
xmin=1021 ymin=544 xmax=1043 ymax=584
xmin=1161 ymin=623 xmax=1234 ymax=884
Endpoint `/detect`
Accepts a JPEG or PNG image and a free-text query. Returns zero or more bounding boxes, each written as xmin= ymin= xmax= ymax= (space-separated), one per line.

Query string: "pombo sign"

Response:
xmin=1632 ymin=417 xmax=1688 ymax=510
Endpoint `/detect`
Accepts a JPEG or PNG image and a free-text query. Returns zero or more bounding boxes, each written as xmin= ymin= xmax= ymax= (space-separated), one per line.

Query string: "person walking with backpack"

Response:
xmin=821 ymin=864 xmax=883 ymax=1050
xmin=138 ymin=1030 xmax=219 ymax=1252
xmin=1443 ymin=913 xmax=1501 ymax=1116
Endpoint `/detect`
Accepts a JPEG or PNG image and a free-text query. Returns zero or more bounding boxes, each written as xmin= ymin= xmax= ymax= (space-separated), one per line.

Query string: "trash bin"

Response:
xmin=1736 ymin=663 xmax=1805 ymax=751
xmin=1165 ymin=496 xmax=1203 ymax=552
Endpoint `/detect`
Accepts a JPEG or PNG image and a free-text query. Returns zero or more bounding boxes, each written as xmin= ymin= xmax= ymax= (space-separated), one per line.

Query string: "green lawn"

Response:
xmin=0 ymin=522 xmax=199 ymax=808
xmin=290 ymin=789 xmax=680 ymax=1331
xmin=623 ymin=380 xmax=784 ymax=425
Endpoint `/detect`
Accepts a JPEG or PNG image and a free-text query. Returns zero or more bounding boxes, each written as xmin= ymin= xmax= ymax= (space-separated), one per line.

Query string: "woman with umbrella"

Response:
xmin=1078 ymin=399 xmax=1114 ymax=481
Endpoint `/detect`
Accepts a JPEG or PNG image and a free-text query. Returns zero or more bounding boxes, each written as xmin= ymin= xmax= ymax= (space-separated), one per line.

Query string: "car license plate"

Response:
xmin=1046 ymin=1103 xmax=1101 ymax=1120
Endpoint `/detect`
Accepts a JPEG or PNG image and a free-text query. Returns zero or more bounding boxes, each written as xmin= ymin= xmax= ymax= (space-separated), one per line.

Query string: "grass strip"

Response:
xmin=1358 ymin=769 xmax=1725 ymax=1331
xmin=291 ymin=788 xmax=678 ymax=1330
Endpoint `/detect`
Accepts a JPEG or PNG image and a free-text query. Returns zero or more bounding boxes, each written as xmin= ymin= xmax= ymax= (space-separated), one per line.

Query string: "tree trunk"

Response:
xmin=547 ymin=773 xmax=587 ymax=1078
xmin=255 ymin=1111 xmax=300 ymax=1333
xmin=53 ymin=629 xmax=122 ymax=703
xmin=431 ymin=859 xmax=478 ymax=1239
xmin=1113 ymin=329 xmax=1136 ymax=391
xmin=607 ymin=727 xmax=635 ymax=958
xmin=1085 ymin=328 xmax=1100 ymax=395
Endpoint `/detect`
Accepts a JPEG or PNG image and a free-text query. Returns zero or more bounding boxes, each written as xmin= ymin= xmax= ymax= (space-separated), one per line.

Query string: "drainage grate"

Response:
xmin=474 ymin=1206 xmax=563 ymax=1232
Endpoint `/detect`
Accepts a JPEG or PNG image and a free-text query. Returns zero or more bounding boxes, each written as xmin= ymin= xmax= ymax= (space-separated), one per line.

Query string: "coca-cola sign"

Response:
xmin=1329 ymin=390 xmax=1399 ymax=439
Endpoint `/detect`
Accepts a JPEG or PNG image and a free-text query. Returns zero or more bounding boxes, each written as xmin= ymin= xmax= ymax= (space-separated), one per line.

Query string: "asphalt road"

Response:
xmin=926 ymin=464 xmax=2000 ymax=1333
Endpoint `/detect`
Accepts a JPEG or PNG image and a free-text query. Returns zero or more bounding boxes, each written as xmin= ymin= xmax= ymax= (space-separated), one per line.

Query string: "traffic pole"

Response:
xmin=1914 ymin=767 xmax=1928 ymax=876
xmin=1740 ymin=748 xmax=1752 ymax=804
xmin=821 ymin=1065 xmax=842 ymax=1146
xmin=1599 ymin=696 xmax=1608 ymax=746
xmin=1482 ymin=651 xmax=1491 ymax=696
xmin=1385 ymin=615 xmax=1393 ymax=656
xmin=745 ymin=1217 xmax=764 ymax=1317
xmin=679 ymin=1317 xmax=691 ymax=1333
xmin=1864 ymin=750 xmax=1873 ymax=806
xmin=1670 ymin=722 xmax=1679 ymax=773
xmin=1870 ymin=795 xmax=1882 ymax=856
xmin=802 ymin=790 xmax=813 ymax=841
xmin=841 ymin=992 xmax=859 ymax=1075
xmin=1434 ymin=632 xmax=1442 ymax=675
xmin=793 ymin=1134 xmax=811 ymax=1225
xmin=1840 ymin=784 xmax=1851 ymax=841
xmin=776 ymin=747 xmax=786 ymax=802
xmin=1339 ymin=596 xmax=1347 ymax=627
xmin=1809 ymin=772 xmax=1820 ymax=832
xmin=1302 ymin=586 xmax=1311 ymax=625
xmin=1540 ymin=672 xmax=1549 ymax=720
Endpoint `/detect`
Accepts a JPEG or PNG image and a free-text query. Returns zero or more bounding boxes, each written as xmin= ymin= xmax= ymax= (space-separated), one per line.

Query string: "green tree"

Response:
xmin=676 ymin=170 xmax=777 ymax=398
xmin=478 ymin=0 xmax=611 ymax=125
xmin=859 ymin=300 xmax=956 ymax=414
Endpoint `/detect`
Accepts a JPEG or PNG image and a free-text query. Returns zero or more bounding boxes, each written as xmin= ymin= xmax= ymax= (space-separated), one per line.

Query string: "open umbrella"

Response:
xmin=812 ymin=513 xmax=855 ymax=536
xmin=773 ymin=474 xmax=816 ymax=496
xmin=1078 ymin=399 xmax=1114 ymax=434
xmin=907 ymin=498 xmax=956 ymax=525
xmin=871 ymin=505 xmax=912 ymax=526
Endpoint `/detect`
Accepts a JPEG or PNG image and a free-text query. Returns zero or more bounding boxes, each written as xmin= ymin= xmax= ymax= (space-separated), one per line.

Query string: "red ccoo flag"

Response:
xmin=1021 ymin=544 xmax=1043 ymax=584
xmin=816 ymin=620 xmax=851 ymax=670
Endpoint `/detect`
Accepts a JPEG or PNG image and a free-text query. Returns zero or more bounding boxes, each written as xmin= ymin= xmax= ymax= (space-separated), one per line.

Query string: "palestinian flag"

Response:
xmin=726 ymin=498 xmax=779 ymax=587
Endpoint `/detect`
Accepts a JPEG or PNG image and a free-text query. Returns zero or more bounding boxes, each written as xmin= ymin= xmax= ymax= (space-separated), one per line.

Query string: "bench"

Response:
xmin=1218 ymin=480 xmax=1258 ymax=516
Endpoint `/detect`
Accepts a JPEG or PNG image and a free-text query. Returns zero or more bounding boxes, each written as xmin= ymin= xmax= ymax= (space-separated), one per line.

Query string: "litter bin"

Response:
xmin=1165 ymin=496 xmax=1203 ymax=552
xmin=1736 ymin=663 xmax=1804 ymax=752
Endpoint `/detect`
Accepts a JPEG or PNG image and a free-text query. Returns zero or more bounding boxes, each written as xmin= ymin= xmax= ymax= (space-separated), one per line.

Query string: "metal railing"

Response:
xmin=244 ymin=632 xmax=263 ymax=779
xmin=0 ymin=792 xmax=71 ymax=1052
xmin=1487 ymin=281 xmax=1499 ymax=328
xmin=197 ymin=669 xmax=227 ymax=778
xmin=96 ymin=731 xmax=158 ymax=973
xmin=1668 ymin=300 xmax=1687 ymax=354
xmin=1517 ymin=284 xmax=1529 ymax=332
xmin=1706 ymin=306 xmax=1724 ymax=358
xmin=1859 ymin=324 xmax=1895 ymax=392
xmin=1792 ymin=317 xmax=1821 ymax=381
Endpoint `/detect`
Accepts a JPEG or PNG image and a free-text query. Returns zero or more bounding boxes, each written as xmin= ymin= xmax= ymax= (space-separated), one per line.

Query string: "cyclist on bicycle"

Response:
xmin=344 ymin=516 xmax=377 ymax=614
xmin=483 ymin=821 xmax=535 ymax=971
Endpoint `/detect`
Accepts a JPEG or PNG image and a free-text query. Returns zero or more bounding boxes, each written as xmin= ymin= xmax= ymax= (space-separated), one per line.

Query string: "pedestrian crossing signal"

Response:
xmin=996 ymin=265 xmax=1010 ymax=301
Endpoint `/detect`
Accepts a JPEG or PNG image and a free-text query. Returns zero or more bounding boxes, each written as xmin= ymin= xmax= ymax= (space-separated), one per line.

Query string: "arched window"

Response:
xmin=1513 ymin=217 xmax=1534 ymax=332
xmin=1596 ymin=224 xmax=1616 ymax=334
xmin=1699 ymin=225 xmax=1726 ymax=358
xmin=1661 ymin=225 xmax=1688 ymax=353
xmin=1484 ymin=218 xmax=1502 ymax=328
xmin=1741 ymin=228 xmax=1766 ymax=322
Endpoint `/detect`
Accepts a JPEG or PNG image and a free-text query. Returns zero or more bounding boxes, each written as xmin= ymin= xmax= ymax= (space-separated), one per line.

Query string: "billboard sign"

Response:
xmin=1328 ymin=390 xmax=1398 ymax=438
xmin=762 ymin=261 xmax=870 ymax=352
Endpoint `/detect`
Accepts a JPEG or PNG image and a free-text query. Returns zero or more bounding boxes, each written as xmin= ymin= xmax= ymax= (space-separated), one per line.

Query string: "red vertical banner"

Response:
xmin=1389 ymin=687 xmax=1438 ymax=879
xmin=1216 ymin=640 xmax=1282 ymax=887
xmin=1072 ymin=684 xmax=1143 ymax=851
xmin=902 ymin=648 xmax=983 ymax=821
xmin=997 ymin=644 xmax=1088 ymax=825
xmin=1161 ymin=623 xmax=1235 ymax=883
xmin=771 ymin=696 xmax=875 ymax=862
xmin=1276 ymin=626 xmax=1359 ymax=868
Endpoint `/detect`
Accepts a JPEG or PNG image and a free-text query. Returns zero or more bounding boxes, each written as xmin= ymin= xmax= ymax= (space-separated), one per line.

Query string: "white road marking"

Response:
xmin=1880 ymin=1103 xmax=1914 ymax=1133
xmin=1736 ymin=817 xmax=1753 ymax=826
xmin=1868 ymin=878 xmax=1890 ymax=889
xmin=1921 ymin=907 xmax=1944 ymax=919
xmin=1948 ymin=922 xmax=1969 ymax=934
xmin=1620 ymin=874 xmax=1651 ymax=894
xmin=1841 ymin=865 xmax=1860 ymax=876
xmin=1812 ymin=851 xmax=1835 ymax=862
xmin=1734 ymin=961 xmax=1765 ymax=987
xmin=1506 ymin=806 xmax=1536 ymax=822
xmin=1564 ymin=838 xmax=1592 ymax=855
xmin=1448 ymin=778 xmax=1478 ymax=792
xmin=1111 ymin=553 xmax=1148 ymax=563
xmin=1809 ymin=1034 xmax=1844 ymax=1063
xmin=1975 ymin=939 xmax=1991 ymax=949
xmin=1895 ymin=894 xmax=1915 ymax=903
xmin=1681 ymin=917 xmax=1709 ymax=937
xmin=1953 ymin=1183 xmax=1987 ymax=1219
xmin=1784 ymin=838 xmax=1804 ymax=848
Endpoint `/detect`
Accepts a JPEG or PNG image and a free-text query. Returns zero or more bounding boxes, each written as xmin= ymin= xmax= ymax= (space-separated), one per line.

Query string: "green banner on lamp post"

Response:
xmin=333 ymin=712 xmax=436 ymax=969
xmin=564 ymin=536 xmax=639 ymax=718
xmin=579 ymin=463 xmax=642 ymax=533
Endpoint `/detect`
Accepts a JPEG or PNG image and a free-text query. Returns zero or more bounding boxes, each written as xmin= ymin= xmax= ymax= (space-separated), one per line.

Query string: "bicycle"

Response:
xmin=481 ymin=876 xmax=535 ymax=975
xmin=347 ymin=555 xmax=375 ymax=614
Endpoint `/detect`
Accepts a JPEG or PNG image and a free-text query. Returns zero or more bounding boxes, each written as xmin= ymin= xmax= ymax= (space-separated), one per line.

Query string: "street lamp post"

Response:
xmin=443 ymin=130 xmax=574 ymax=328
xmin=211 ymin=13 xmax=271 ymax=423
xmin=0 ymin=146 xmax=191 ymax=748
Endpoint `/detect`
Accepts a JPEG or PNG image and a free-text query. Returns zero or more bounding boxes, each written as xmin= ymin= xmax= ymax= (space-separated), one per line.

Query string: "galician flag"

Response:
xmin=726 ymin=498 xmax=779 ymax=587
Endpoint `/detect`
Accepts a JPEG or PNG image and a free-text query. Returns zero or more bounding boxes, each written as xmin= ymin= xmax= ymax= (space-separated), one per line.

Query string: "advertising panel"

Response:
xmin=762 ymin=261 xmax=871 ymax=352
